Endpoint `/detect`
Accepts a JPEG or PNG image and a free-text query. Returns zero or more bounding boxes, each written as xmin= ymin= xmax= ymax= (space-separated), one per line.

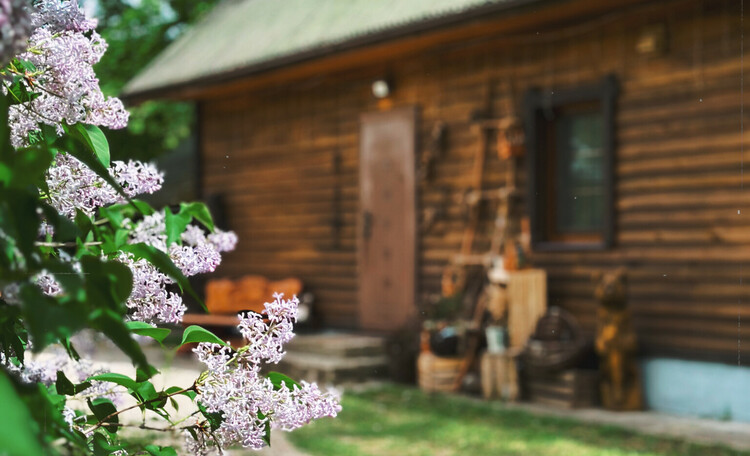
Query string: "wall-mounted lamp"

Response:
xmin=636 ymin=23 xmax=668 ymax=56
xmin=371 ymin=79 xmax=391 ymax=99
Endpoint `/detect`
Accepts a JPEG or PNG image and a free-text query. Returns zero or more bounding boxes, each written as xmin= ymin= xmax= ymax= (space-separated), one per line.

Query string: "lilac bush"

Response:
xmin=0 ymin=1 xmax=339 ymax=454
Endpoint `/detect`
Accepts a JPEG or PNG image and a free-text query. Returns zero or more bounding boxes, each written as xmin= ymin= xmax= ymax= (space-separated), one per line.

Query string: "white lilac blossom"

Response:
xmin=207 ymin=230 xmax=238 ymax=253
xmin=35 ymin=271 xmax=62 ymax=296
xmin=168 ymin=243 xmax=221 ymax=276
xmin=7 ymin=0 xmax=127 ymax=147
xmin=119 ymin=252 xmax=186 ymax=325
xmin=120 ymin=213 xmax=237 ymax=324
xmin=0 ymin=0 xmax=33 ymax=66
xmin=46 ymin=153 xmax=163 ymax=217
xmin=188 ymin=294 xmax=341 ymax=453
xmin=31 ymin=0 xmax=98 ymax=33
xmin=61 ymin=407 xmax=77 ymax=429
xmin=0 ymin=346 xmax=123 ymax=406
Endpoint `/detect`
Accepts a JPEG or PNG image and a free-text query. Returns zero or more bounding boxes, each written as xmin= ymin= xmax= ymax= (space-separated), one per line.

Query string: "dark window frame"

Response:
xmin=523 ymin=75 xmax=618 ymax=252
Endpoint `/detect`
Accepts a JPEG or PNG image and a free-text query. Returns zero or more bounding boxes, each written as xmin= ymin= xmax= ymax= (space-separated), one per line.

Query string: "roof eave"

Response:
xmin=122 ymin=0 xmax=548 ymax=102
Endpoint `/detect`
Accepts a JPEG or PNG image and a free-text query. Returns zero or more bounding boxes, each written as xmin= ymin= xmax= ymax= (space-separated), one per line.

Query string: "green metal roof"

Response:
xmin=123 ymin=0 xmax=539 ymax=98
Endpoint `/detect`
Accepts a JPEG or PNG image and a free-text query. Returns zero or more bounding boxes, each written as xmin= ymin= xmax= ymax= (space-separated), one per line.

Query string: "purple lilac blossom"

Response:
xmin=188 ymin=294 xmax=341 ymax=453
xmin=0 ymin=0 xmax=32 ymax=66
xmin=118 ymin=252 xmax=186 ymax=325
xmin=120 ymin=212 xmax=237 ymax=324
xmin=45 ymin=153 xmax=163 ymax=218
xmin=7 ymin=1 xmax=127 ymax=147
xmin=31 ymin=0 xmax=98 ymax=33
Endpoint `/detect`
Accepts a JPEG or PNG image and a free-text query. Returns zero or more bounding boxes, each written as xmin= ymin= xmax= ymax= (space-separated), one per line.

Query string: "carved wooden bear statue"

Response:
xmin=593 ymin=268 xmax=642 ymax=411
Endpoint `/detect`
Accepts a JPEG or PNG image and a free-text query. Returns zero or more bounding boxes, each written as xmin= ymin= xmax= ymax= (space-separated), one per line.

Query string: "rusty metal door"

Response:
xmin=358 ymin=107 xmax=416 ymax=332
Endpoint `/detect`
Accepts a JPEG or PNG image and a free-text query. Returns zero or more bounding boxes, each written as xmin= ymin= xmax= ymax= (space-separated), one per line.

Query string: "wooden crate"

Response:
xmin=417 ymin=352 xmax=463 ymax=393
xmin=523 ymin=369 xmax=599 ymax=409
xmin=480 ymin=349 xmax=521 ymax=401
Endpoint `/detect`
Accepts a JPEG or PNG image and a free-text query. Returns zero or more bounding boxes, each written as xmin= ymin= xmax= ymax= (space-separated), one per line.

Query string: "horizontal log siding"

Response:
xmin=200 ymin=0 xmax=748 ymax=360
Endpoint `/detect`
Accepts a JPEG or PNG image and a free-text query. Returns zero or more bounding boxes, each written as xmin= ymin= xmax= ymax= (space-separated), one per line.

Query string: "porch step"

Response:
xmin=277 ymin=352 xmax=388 ymax=385
xmin=276 ymin=332 xmax=388 ymax=384
xmin=285 ymin=333 xmax=386 ymax=358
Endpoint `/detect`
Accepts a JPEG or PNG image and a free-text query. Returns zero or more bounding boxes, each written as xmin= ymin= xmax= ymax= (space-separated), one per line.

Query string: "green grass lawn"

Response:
xmin=288 ymin=384 xmax=748 ymax=456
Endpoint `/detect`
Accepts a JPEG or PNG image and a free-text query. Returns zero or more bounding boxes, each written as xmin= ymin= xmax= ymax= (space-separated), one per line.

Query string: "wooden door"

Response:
xmin=358 ymin=107 xmax=416 ymax=332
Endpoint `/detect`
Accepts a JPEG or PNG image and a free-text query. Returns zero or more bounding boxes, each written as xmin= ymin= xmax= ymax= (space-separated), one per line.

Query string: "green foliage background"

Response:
xmin=95 ymin=0 xmax=219 ymax=162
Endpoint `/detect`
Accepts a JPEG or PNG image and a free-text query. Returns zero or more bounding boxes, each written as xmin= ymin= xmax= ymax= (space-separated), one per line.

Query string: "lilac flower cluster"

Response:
xmin=1 ymin=344 xmax=123 ymax=406
xmin=188 ymin=294 xmax=341 ymax=453
xmin=36 ymin=271 xmax=62 ymax=296
xmin=31 ymin=0 xmax=98 ymax=33
xmin=0 ymin=0 xmax=32 ymax=66
xmin=7 ymin=0 xmax=127 ymax=147
xmin=45 ymin=153 xmax=163 ymax=217
xmin=121 ymin=212 xmax=237 ymax=324
xmin=118 ymin=252 xmax=185 ymax=324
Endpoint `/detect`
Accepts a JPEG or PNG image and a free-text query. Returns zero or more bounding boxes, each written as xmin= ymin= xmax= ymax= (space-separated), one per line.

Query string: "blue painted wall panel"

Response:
xmin=642 ymin=358 xmax=750 ymax=422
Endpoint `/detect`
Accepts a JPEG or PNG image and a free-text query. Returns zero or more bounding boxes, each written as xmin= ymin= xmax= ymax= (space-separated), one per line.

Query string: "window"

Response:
xmin=524 ymin=76 xmax=617 ymax=250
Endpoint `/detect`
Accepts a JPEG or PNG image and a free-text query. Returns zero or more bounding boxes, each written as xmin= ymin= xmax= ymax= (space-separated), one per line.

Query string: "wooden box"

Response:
xmin=417 ymin=352 xmax=463 ymax=393
xmin=523 ymin=369 xmax=599 ymax=409
xmin=480 ymin=349 xmax=521 ymax=401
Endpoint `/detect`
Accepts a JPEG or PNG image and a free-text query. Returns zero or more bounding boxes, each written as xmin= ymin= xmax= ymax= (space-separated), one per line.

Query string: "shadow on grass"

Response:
xmin=288 ymin=384 xmax=749 ymax=456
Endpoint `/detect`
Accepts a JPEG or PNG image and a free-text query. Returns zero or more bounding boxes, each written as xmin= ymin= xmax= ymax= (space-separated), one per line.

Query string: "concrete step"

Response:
xmin=276 ymin=351 xmax=388 ymax=385
xmin=286 ymin=332 xmax=386 ymax=358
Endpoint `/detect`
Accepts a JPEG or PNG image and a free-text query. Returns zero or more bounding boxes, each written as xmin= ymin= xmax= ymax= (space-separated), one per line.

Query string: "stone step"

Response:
xmin=286 ymin=332 xmax=386 ymax=358
xmin=276 ymin=351 xmax=388 ymax=385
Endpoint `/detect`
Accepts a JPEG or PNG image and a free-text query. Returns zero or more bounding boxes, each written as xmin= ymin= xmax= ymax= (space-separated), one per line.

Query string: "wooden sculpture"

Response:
xmin=593 ymin=268 xmax=642 ymax=411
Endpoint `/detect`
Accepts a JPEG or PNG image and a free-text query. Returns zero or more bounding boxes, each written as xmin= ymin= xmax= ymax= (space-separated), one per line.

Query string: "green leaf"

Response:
xmin=99 ymin=199 xmax=155 ymax=229
xmin=87 ymin=373 xmax=139 ymax=391
xmin=58 ymin=127 xmax=127 ymax=200
xmin=89 ymin=308 xmax=157 ymax=378
xmin=263 ymin=417 xmax=271 ymax=446
xmin=81 ymin=256 xmax=133 ymax=313
xmin=126 ymin=321 xmax=171 ymax=344
xmin=0 ymin=144 xmax=54 ymax=189
xmin=164 ymin=206 xmax=190 ymax=246
xmin=120 ymin=242 xmax=202 ymax=307
xmin=0 ymin=372 xmax=47 ymax=456
xmin=165 ymin=386 xmax=197 ymax=400
xmin=39 ymin=203 xmax=81 ymax=242
xmin=44 ymin=259 xmax=85 ymax=302
xmin=144 ymin=444 xmax=178 ymax=456
xmin=197 ymin=402 xmax=224 ymax=431
xmin=73 ymin=209 xmax=94 ymax=240
xmin=267 ymin=371 xmax=301 ymax=391
xmin=88 ymin=397 xmax=118 ymax=434
xmin=180 ymin=325 xmax=228 ymax=347
xmin=20 ymin=283 xmax=87 ymax=351
xmin=66 ymin=124 xmax=110 ymax=167
xmin=55 ymin=371 xmax=75 ymax=395
xmin=11 ymin=58 xmax=37 ymax=74
xmin=5 ymin=75 xmax=40 ymax=106
xmin=135 ymin=367 xmax=154 ymax=383
xmin=179 ymin=202 xmax=214 ymax=232
xmin=56 ymin=371 xmax=91 ymax=396
xmin=92 ymin=432 xmax=124 ymax=456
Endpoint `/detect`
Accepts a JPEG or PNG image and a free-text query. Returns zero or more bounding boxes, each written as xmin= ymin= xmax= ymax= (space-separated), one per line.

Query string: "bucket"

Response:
xmin=485 ymin=326 xmax=507 ymax=354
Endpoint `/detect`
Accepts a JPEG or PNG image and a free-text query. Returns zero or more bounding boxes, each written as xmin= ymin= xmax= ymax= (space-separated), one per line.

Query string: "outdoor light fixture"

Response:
xmin=371 ymin=79 xmax=391 ymax=98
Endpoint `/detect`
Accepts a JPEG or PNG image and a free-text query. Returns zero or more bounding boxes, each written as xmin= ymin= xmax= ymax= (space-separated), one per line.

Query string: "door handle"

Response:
xmin=362 ymin=211 xmax=373 ymax=240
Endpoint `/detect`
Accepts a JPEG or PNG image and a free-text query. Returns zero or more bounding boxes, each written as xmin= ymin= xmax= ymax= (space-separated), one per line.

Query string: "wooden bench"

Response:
xmin=181 ymin=275 xmax=304 ymax=328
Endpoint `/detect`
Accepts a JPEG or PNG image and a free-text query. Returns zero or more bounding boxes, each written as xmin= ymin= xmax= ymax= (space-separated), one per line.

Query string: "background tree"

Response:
xmin=94 ymin=0 xmax=220 ymax=162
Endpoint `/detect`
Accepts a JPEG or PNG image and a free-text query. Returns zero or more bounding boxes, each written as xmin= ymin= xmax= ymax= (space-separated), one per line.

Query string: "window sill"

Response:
xmin=532 ymin=240 xmax=610 ymax=252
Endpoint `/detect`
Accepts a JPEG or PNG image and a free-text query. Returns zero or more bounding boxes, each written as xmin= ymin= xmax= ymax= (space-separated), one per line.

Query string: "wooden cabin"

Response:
xmin=125 ymin=0 xmax=750 ymax=420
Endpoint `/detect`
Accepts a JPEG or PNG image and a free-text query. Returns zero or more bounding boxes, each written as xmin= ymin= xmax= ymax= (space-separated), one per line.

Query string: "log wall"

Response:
xmin=200 ymin=0 xmax=749 ymax=361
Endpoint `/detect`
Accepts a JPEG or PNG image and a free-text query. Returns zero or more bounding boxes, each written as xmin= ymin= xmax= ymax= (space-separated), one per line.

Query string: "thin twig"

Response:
xmin=35 ymin=241 xmax=102 ymax=247
xmin=95 ymin=422 xmax=196 ymax=432
xmin=88 ymin=384 xmax=196 ymax=433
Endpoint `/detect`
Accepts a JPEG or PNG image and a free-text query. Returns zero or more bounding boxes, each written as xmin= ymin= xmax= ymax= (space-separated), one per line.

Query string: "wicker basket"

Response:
xmin=417 ymin=352 xmax=463 ymax=392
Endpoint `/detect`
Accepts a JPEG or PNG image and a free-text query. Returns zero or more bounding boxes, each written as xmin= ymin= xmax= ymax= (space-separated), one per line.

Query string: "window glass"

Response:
xmin=554 ymin=110 xmax=604 ymax=234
